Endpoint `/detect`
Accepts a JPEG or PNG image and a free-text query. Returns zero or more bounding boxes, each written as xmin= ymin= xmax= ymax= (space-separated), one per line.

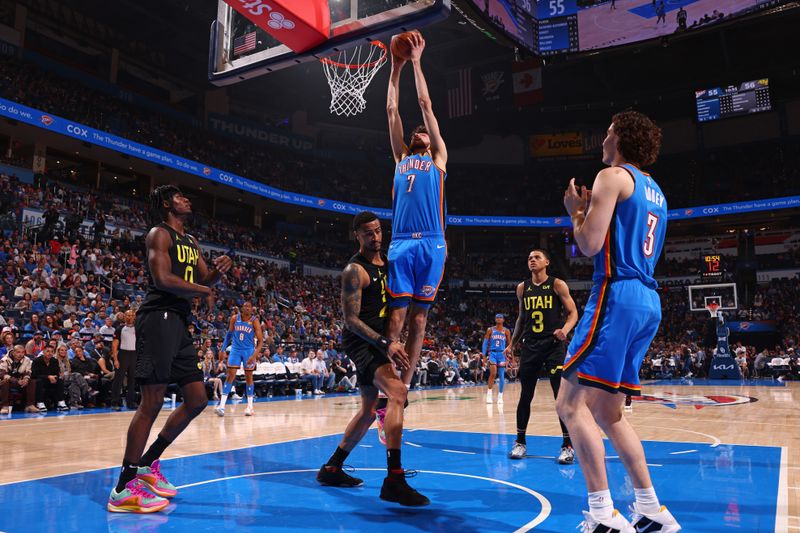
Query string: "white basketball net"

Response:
xmin=320 ymin=41 xmax=387 ymax=117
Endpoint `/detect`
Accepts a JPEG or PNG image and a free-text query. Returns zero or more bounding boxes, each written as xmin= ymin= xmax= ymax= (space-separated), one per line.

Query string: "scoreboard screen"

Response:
xmin=695 ymin=79 xmax=772 ymax=122
xmin=701 ymin=254 xmax=725 ymax=279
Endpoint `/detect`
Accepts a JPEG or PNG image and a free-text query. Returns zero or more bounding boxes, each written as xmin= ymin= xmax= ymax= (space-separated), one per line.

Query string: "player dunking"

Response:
xmin=108 ymin=185 xmax=231 ymax=513
xmin=483 ymin=314 xmax=511 ymax=405
xmin=317 ymin=212 xmax=428 ymax=506
xmin=375 ymin=31 xmax=448 ymax=436
xmin=215 ymin=300 xmax=263 ymax=417
xmin=556 ymin=111 xmax=681 ymax=532
xmin=505 ymin=249 xmax=578 ymax=463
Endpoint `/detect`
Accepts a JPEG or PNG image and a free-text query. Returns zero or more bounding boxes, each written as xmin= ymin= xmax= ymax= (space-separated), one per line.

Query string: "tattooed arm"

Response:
xmin=341 ymin=263 xmax=410 ymax=369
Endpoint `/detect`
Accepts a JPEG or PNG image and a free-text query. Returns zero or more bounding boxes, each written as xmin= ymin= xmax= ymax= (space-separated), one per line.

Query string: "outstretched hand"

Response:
xmin=408 ymin=31 xmax=426 ymax=62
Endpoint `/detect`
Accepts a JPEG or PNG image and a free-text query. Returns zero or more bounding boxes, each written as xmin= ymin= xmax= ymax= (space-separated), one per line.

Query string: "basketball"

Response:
xmin=391 ymin=30 xmax=420 ymax=60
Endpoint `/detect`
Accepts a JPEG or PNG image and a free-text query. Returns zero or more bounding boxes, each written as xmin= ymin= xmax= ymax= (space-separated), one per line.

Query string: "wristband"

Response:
xmin=375 ymin=336 xmax=391 ymax=353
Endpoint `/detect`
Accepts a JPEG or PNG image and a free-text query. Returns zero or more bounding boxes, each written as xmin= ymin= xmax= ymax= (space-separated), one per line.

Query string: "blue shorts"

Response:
xmin=387 ymin=237 xmax=446 ymax=308
xmin=488 ymin=352 xmax=506 ymax=366
xmin=563 ymin=279 xmax=660 ymax=395
xmin=227 ymin=350 xmax=255 ymax=370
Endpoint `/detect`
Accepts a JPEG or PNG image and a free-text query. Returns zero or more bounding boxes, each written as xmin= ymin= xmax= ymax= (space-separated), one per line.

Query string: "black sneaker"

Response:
xmin=380 ymin=470 xmax=430 ymax=507
xmin=316 ymin=464 xmax=363 ymax=487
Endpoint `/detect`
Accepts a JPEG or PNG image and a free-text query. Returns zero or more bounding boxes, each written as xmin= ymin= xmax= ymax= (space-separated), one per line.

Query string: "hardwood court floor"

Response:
xmin=0 ymin=379 xmax=796 ymax=531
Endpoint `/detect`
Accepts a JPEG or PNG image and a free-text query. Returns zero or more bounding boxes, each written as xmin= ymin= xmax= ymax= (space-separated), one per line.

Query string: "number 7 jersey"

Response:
xmin=392 ymin=152 xmax=446 ymax=238
xmin=592 ymin=163 xmax=667 ymax=289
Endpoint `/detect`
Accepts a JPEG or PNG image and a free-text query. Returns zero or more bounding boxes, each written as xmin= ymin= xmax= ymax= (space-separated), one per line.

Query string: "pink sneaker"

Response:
xmin=107 ymin=478 xmax=169 ymax=513
xmin=137 ymin=460 xmax=178 ymax=498
xmin=376 ymin=407 xmax=387 ymax=445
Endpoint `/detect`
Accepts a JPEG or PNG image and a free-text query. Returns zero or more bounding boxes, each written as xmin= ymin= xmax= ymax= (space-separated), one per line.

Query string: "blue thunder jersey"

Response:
xmin=231 ymin=313 xmax=256 ymax=354
xmin=592 ymin=164 xmax=667 ymax=289
xmin=392 ymin=152 xmax=446 ymax=238
xmin=489 ymin=327 xmax=507 ymax=353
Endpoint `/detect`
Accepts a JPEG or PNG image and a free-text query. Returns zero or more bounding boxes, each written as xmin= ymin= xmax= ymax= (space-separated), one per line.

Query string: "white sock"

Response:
xmin=588 ymin=489 xmax=614 ymax=520
xmin=634 ymin=486 xmax=661 ymax=515
xmin=247 ymin=394 xmax=254 ymax=408
xmin=219 ymin=394 xmax=228 ymax=407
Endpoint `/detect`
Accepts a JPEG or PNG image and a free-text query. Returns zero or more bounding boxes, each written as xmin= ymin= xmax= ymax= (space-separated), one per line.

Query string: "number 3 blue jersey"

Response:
xmin=592 ymin=163 xmax=667 ymax=289
xmin=392 ymin=152 xmax=446 ymax=238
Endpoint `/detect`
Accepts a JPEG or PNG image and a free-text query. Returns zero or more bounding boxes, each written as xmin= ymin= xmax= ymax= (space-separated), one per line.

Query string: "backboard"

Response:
xmin=209 ymin=0 xmax=451 ymax=86
xmin=687 ymin=283 xmax=738 ymax=313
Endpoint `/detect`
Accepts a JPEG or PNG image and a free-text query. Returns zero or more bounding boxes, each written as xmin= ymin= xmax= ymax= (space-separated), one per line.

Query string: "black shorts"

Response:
xmin=135 ymin=310 xmax=203 ymax=387
xmin=344 ymin=337 xmax=391 ymax=388
xmin=520 ymin=337 xmax=566 ymax=377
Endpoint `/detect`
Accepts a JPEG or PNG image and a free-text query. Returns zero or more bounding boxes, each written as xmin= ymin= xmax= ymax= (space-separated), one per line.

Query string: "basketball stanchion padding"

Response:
xmin=220 ymin=0 xmax=330 ymax=52
xmin=320 ymin=40 xmax=388 ymax=116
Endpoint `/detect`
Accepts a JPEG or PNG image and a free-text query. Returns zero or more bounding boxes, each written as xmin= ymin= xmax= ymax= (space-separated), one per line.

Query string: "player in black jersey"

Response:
xmin=505 ymin=249 xmax=578 ymax=463
xmin=317 ymin=212 xmax=428 ymax=507
xmin=108 ymin=185 xmax=232 ymax=513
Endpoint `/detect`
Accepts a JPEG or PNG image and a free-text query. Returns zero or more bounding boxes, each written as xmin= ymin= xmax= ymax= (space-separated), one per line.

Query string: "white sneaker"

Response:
xmin=486 ymin=390 xmax=493 ymax=404
xmin=557 ymin=446 xmax=575 ymax=464
xmin=244 ymin=405 xmax=254 ymax=416
xmin=497 ymin=393 xmax=504 ymax=405
xmin=36 ymin=402 xmax=47 ymax=412
xmin=509 ymin=442 xmax=526 ymax=460
xmin=629 ymin=504 xmax=682 ymax=532
xmin=231 ymin=392 xmax=243 ymax=400
xmin=57 ymin=401 xmax=69 ymax=411
xmin=624 ymin=405 xmax=633 ymax=414
xmin=579 ymin=510 xmax=635 ymax=533
xmin=214 ymin=406 xmax=225 ymax=417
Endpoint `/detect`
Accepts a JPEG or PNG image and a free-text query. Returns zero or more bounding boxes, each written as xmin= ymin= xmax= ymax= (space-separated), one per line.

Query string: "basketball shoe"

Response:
xmin=380 ymin=469 xmax=430 ymax=507
xmin=497 ymin=392 xmax=504 ymax=405
xmin=316 ymin=464 xmax=364 ymax=487
xmin=244 ymin=405 xmax=254 ymax=416
xmin=137 ymin=460 xmax=177 ymax=498
xmin=107 ymin=479 xmax=169 ymax=513
xmin=578 ymin=509 xmax=635 ymax=533
xmin=629 ymin=504 xmax=682 ymax=532
xmin=376 ymin=407 xmax=387 ymax=445
xmin=214 ymin=406 xmax=225 ymax=417
xmin=509 ymin=442 xmax=526 ymax=460
xmin=558 ymin=446 xmax=575 ymax=464
xmin=485 ymin=389 xmax=493 ymax=404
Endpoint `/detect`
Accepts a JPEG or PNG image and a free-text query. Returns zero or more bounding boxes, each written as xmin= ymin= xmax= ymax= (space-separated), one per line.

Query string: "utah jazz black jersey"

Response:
xmin=139 ymin=223 xmax=201 ymax=317
xmin=520 ymin=277 xmax=563 ymax=341
xmin=343 ymin=253 xmax=389 ymax=342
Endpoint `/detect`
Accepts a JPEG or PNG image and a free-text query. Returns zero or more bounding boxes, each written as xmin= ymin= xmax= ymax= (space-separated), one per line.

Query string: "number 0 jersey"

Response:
xmin=392 ymin=152 xmax=446 ymax=239
xmin=592 ymin=164 xmax=667 ymax=289
xmin=139 ymin=223 xmax=200 ymax=317
xmin=520 ymin=276 xmax=563 ymax=341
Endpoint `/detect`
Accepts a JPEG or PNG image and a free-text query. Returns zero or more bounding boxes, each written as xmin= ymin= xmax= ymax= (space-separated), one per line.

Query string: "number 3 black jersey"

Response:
xmin=139 ymin=223 xmax=201 ymax=317
xmin=520 ymin=276 xmax=564 ymax=341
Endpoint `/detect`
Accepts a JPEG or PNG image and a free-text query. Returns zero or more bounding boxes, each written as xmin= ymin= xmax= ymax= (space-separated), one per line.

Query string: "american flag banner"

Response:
xmin=447 ymin=67 xmax=473 ymax=119
xmin=233 ymin=31 xmax=257 ymax=56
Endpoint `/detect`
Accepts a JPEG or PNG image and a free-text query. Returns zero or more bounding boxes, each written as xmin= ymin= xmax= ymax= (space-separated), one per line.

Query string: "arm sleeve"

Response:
xmin=482 ymin=339 xmax=489 ymax=356
xmin=222 ymin=332 xmax=232 ymax=350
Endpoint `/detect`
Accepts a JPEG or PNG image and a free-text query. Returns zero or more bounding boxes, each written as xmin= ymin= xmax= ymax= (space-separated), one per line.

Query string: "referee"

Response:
xmin=111 ymin=310 xmax=137 ymax=411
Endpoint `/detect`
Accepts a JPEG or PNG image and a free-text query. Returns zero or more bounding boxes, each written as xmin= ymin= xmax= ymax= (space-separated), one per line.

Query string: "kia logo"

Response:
xmin=268 ymin=11 xmax=294 ymax=30
xmin=41 ymin=115 xmax=54 ymax=126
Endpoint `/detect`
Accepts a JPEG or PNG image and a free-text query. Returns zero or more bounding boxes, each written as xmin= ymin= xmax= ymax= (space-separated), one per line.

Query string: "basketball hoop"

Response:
xmin=320 ymin=40 xmax=387 ymax=117
xmin=706 ymin=302 xmax=720 ymax=318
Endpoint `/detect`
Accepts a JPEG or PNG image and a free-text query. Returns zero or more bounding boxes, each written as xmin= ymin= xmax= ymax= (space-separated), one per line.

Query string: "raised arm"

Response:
xmin=387 ymin=52 xmax=408 ymax=164
xmin=564 ymin=167 xmax=632 ymax=257
xmin=553 ymin=278 xmax=578 ymax=341
xmin=408 ymin=33 xmax=447 ymax=170
xmin=505 ymin=282 xmax=526 ymax=356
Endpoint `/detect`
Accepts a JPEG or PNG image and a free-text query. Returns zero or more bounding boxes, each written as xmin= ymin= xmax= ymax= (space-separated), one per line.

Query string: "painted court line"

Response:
xmin=442 ymin=449 xmax=476 ymax=455
xmin=669 ymin=449 xmax=698 ymax=455
xmin=777 ymin=447 xmax=789 ymax=533
xmin=405 ymin=442 xmax=422 ymax=448
xmin=175 ymin=467 xmax=552 ymax=533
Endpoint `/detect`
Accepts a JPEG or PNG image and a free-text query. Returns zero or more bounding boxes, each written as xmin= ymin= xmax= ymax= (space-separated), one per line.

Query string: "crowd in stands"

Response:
xmin=3 ymin=54 xmax=800 ymax=219
xmin=2 ymin=179 xmax=800 ymax=413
